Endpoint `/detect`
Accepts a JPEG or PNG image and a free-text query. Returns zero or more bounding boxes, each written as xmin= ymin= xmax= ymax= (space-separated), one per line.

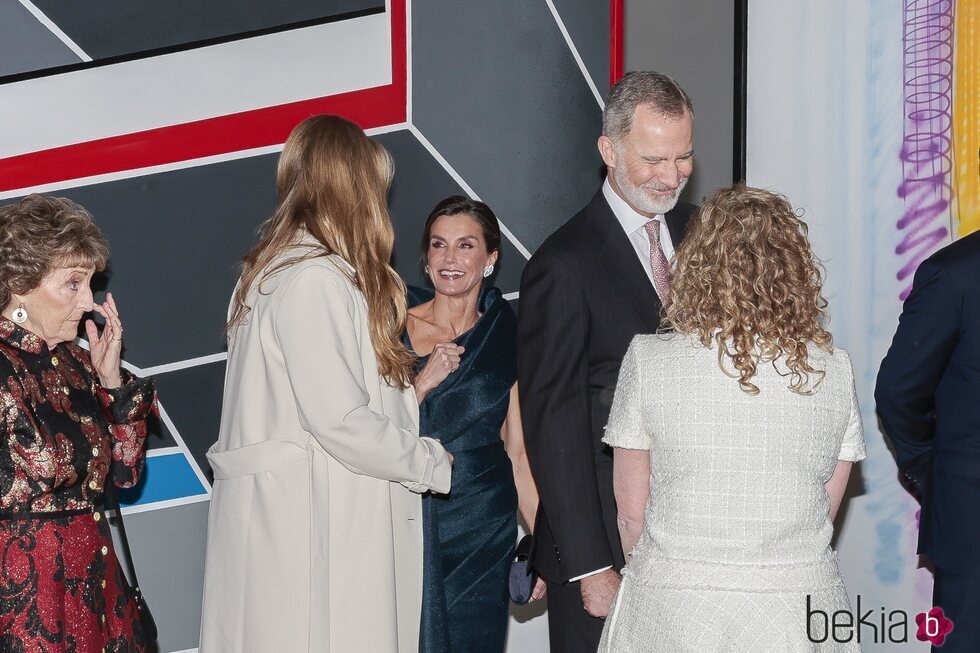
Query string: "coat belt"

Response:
xmin=208 ymin=438 xmax=310 ymax=480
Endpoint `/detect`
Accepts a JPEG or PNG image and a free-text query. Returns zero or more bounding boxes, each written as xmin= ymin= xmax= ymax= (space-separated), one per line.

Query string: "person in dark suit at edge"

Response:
xmin=517 ymin=71 xmax=697 ymax=652
xmin=876 ymin=230 xmax=980 ymax=652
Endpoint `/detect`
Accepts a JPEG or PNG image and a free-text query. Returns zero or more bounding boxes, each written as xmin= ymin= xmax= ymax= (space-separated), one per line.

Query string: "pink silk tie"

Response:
xmin=644 ymin=220 xmax=672 ymax=307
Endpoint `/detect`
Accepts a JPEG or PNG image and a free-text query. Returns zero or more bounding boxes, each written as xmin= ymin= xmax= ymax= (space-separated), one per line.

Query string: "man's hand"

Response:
xmin=580 ymin=569 xmax=621 ymax=618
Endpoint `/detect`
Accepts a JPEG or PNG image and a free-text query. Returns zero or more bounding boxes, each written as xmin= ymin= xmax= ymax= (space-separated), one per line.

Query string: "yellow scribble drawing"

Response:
xmin=954 ymin=0 xmax=979 ymax=236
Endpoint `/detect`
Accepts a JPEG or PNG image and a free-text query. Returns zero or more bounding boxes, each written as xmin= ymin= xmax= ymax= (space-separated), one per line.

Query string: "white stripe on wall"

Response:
xmin=544 ymin=0 xmax=604 ymax=108
xmin=17 ymin=0 xmax=92 ymax=62
xmin=407 ymin=124 xmax=533 ymax=261
xmin=120 ymin=493 xmax=209 ymax=517
xmin=0 ymin=13 xmax=392 ymax=159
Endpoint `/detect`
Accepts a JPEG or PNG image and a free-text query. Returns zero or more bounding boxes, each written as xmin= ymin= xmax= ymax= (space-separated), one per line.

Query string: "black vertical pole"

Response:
xmin=734 ymin=0 xmax=748 ymax=182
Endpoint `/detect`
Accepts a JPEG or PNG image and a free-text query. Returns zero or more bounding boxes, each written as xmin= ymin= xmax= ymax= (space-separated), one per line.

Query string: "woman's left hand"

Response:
xmin=85 ymin=291 xmax=124 ymax=389
xmin=530 ymin=577 xmax=547 ymax=602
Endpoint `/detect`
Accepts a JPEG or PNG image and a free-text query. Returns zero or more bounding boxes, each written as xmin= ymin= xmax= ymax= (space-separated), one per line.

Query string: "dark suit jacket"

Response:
xmin=875 ymin=230 xmax=980 ymax=572
xmin=517 ymin=188 xmax=694 ymax=583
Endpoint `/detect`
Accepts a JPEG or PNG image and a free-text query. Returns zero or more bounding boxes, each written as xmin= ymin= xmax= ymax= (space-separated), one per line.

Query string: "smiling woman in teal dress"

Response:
xmin=407 ymin=196 xmax=545 ymax=653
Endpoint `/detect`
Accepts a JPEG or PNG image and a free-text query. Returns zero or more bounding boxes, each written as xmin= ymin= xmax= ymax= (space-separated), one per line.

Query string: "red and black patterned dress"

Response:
xmin=0 ymin=317 xmax=156 ymax=652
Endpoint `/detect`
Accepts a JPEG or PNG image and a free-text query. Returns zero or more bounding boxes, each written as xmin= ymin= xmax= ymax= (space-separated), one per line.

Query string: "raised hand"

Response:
xmin=85 ymin=291 xmax=124 ymax=389
xmin=414 ymin=343 xmax=464 ymax=403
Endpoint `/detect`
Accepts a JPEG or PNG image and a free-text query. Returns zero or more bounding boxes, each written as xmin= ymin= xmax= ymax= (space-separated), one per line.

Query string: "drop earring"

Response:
xmin=483 ymin=265 xmax=494 ymax=278
xmin=11 ymin=303 xmax=28 ymax=324
xmin=424 ymin=265 xmax=432 ymax=278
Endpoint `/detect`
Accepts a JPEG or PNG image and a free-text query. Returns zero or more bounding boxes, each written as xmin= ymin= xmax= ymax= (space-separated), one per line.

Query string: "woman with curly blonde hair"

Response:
xmin=599 ymin=185 xmax=866 ymax=652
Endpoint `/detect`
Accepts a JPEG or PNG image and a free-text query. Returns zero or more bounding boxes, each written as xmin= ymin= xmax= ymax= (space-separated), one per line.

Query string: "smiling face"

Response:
xmin=425 ymin=213 xmax=499 ymax=298
xmin=599 ymin=104 xmax=694 ymax=216
xmin=10 ymin=265 xmax=96 ymax=348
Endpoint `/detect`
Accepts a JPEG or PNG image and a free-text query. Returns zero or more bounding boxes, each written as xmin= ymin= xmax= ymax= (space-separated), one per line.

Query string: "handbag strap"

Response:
xmin=104 ymin=471 xmax=143 ymax=593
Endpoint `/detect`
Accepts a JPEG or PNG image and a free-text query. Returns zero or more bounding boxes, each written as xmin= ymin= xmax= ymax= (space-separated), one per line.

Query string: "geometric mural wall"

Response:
xmin=0 ymin=1 xmax=613 ymax=650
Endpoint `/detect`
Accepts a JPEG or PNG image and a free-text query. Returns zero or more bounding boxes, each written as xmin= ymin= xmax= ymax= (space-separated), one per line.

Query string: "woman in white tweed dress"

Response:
xmin=598 ymin=185 xmax=866 ymax=652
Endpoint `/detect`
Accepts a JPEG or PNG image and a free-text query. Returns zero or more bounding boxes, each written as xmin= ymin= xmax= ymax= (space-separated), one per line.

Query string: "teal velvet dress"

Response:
xmin=406 ymin=286 xmax=518 ymax=653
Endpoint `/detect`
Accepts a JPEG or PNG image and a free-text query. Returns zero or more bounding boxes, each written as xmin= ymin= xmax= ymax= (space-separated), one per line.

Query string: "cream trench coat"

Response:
xmin=200 ymin=241 xmax=451 ymax=652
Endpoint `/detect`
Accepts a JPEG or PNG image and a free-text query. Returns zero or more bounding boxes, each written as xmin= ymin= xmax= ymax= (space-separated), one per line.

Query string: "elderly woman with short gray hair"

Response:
xmin=0 ymin=194 xmax=155 ymax=651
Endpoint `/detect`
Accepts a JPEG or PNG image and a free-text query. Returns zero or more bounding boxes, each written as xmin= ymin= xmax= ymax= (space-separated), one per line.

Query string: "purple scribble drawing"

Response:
xmin=896 ymin=0 xmax=954 ymax=299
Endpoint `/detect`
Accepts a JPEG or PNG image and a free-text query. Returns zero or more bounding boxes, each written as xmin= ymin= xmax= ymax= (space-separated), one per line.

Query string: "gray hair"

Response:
xmin=602 ymin=71 xmax=694 ymax=140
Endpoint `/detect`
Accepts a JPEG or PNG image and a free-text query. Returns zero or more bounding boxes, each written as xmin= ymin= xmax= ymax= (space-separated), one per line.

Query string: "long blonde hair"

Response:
xmin=227 ymin=115 xmax=415 ymax=388
xmin=665 ymin=184 xmax=833 ymax=395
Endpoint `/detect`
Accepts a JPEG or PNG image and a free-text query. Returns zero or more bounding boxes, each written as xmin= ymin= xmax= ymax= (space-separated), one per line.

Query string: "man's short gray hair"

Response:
xmin=602 ymin=71 xmax=694 ymax=140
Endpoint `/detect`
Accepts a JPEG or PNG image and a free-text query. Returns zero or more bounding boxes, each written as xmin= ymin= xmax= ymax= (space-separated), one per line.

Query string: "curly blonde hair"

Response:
xmin=665 ymin=184 xmax=832 ymax=395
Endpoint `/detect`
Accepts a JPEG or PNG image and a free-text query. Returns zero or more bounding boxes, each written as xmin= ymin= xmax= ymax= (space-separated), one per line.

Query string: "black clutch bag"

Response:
xmin=509 ymin=534 xmax=538 ymax=605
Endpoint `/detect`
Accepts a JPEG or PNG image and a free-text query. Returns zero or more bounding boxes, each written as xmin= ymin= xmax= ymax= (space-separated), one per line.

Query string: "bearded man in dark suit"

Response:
xmin=517 ymin=71 xmax=697 ymax=652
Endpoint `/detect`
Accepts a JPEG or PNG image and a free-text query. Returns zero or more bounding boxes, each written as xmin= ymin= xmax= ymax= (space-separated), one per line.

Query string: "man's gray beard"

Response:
xmin=613 ymin=165 xmax=688 ymax=215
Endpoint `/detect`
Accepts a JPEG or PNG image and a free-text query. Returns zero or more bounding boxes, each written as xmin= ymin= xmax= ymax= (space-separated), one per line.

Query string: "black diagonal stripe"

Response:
xmin=1 ymin=3 xmax=385 ymax=86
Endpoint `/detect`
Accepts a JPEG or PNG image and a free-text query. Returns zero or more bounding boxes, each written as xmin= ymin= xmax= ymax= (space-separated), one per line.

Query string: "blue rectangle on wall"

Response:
xmin=118 ymin=453 xmax=208 ymax=507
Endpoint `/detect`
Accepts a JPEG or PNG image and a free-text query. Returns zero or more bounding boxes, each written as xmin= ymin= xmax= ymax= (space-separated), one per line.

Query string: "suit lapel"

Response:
xmin=664 ymin=204 xmax=691 ymax=250
xmin=588 ymin=193 xmax=664 ymax=331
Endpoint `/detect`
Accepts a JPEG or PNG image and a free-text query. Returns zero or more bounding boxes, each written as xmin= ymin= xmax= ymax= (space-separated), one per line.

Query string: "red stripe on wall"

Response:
xmin=0 ymin=0 xmax=407 ymax=193
xmin=0 ymin=87 xmax=403 ymax=192
xmin=390 ymin=0 xmax=407 ymax=112
xmin=610 ymin=0 xmax=624 ymax=85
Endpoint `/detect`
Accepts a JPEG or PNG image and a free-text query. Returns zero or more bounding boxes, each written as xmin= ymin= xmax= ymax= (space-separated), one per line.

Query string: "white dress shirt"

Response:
xmin=568 ymin=180 xmax=676 ymax=584
xmin=602 ymin=177 xmax=675 ymax=290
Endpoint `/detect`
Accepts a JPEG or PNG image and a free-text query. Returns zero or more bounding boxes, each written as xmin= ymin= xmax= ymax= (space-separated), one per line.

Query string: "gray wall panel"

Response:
xmin=32 ymin=0 xmax=384 ymax=59
xmin=413 ymin=1 xmax=605 ymax=251
xmin=154 ymin=361 xmax=226 ymax=480
xmin=114 ymin=501 xmax=210 ymax=652
xmin=380 ymin=131 xmax=524 ymax=296
xmin=625 ymin=0 xmax=736 ymax=204
xmin=145 ymin=408 xmax=178 ymax=450
xmin=0 ymin=1 xmax=80 ymax=77
xmin=552 ymin=0 xmax=610 ymax=93
xmin=20 ymin=156 xmax=279 ymax=368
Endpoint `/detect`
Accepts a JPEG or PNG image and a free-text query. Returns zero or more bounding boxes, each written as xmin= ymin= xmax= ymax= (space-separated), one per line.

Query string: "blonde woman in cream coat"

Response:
xmin=200 ymin=115 xmax=452 ymax=652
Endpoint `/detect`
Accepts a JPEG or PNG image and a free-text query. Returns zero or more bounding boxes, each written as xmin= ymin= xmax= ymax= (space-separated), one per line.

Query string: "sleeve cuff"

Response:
xmin=837 ymin=444 xmax=867 ymax=463
xmin=901 ymin=454 xmax=932 ymax=496
xmin=569 ymin=566 xmax=614 ymax=582
xmin=96 ymin=374 xmax=156 ymax=424
xmin=601 ymin=430 xmax=650 ymax=450
xmin=400 ymin=436 xmax=452 ymax=494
